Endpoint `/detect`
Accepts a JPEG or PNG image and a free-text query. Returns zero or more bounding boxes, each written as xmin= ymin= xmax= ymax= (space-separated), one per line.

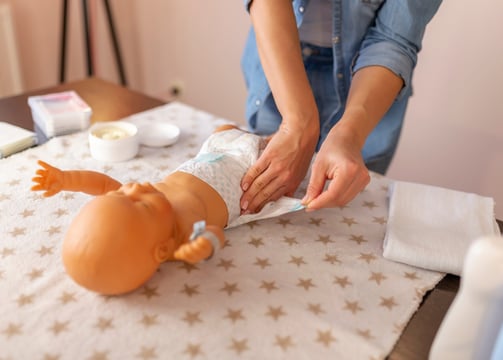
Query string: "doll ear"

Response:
xmin=154 ymin=240 xmax=172 ymax=263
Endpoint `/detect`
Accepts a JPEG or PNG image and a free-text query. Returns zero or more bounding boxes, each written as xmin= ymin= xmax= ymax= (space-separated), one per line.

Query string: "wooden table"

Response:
xmin=0 ymin=77 xmax=163 ymax=131
xmin=1 ymin=77 xmax=501 ymax=359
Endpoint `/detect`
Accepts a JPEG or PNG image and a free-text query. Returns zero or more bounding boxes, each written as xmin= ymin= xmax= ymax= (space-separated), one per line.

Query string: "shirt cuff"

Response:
xmin=352 ymin=41 xmax=415 ymax=100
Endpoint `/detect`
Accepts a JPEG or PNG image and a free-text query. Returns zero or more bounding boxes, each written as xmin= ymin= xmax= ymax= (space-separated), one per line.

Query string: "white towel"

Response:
xmin=383 ymin=181 xmax=500 ymax=275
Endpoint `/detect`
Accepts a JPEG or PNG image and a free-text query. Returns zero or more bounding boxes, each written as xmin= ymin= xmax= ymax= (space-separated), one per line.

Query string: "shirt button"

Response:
xmin=302 ymin=47 xmax=313 ymax=56
xmin=337 ymin=73 xmax=344 ymax=79
xmin=255 ymin=99 xmax=261 ymax=106
xmin=332 ymin=36 xmax=340 ymax=44
xmin=299 ymin=6 xmax=305 ymax=13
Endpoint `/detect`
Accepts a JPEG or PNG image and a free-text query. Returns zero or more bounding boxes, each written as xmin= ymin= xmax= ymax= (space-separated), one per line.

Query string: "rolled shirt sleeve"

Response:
xmin=352 ymin=0 xmax=442 ymax=100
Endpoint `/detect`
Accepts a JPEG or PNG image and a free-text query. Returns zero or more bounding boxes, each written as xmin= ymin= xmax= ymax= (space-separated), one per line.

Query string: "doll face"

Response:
xmin=107 ymin=182 xmax=172 ymax=222
xmin=62 ymin=182 xmax=177 ymax=295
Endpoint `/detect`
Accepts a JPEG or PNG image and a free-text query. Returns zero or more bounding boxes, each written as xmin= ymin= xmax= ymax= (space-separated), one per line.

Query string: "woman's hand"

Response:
xmin=240 ymin=120 xmax=318 ymax=213
xmin=302 ymin=125 xmax=370 ymax=210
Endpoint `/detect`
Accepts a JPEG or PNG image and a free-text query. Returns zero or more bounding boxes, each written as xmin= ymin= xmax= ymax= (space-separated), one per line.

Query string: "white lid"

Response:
xmin=138 ymin=123 xmax=180 ymax=147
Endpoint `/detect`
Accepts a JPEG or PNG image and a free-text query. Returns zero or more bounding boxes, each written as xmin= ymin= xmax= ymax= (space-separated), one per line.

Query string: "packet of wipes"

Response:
xmin=28 ymin=91 xmax=92 ymax=138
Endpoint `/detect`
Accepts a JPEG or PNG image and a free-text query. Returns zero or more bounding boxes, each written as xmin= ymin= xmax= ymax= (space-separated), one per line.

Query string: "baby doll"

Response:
xmin=32 ymin=125 xmax=299 ymax=296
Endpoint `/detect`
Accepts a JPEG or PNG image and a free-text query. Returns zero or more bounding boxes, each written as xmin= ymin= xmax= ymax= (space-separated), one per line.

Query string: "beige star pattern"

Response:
xmin=344 ymin=300 xmax=364 ymax=315
xmin=277 ymin=218 xmax=292 ymax=227
xmin=283 ymin=236 xmax=298 ymax=246
xmin=88 ymin=350 xmax=109 ymax=360
xmin=27 ymin=268 xmax=44 ymax=281
xmin=141 ymin=285 xmax=160 ymax=299
xmin=297 ymin=278 xmax=316 ymax=291
xmin=309 ymin=217 xmax=323 ymax=226
xmin=140 ymin=314 xmax=159 ymax=328
xmin=217 ymin=258 xmax=235 ymax=271
xmin=380 ymin=296 xmax=398 ymax=310
xmin=225 ymin=308 xmax=245 ymax=323
xmin=316 ymin=235 xmax=334 ymax=245
xmin=37 ymin=245 xmax=54 ymax=256
xmin=341 ymin=217 xmax=358 ymax=227
xmin=0 ymin=104 xmax=447 ymax=359
xmin=136 ymin=346 xmax=157 ymax=360
xmin=369 ymin=271 xmax=387 ymax=285
xmin=9 ymin=227 xmax=26 ymax=237
xmin=181 ymin=283 xmax=200 ymax=297
xmin=358 ymin=252 xmax=377 ymax=264
xmin=324 ymin=254 xmax=341 ymax=265
xmin=289 ymin=256 xmax=306 ymax=267
xmin=274 ymin=335 xmax=295 ymax=351
xmin=183 ymin=343 xmax=203 ymax=358
xmin=333 ymin=276 xmax=352 ymax=288
xmin=48 ymin=320 xmax=69 ymax=335
xmin=307 ymin=303 xmax=326 ymax=315
xmin=349 ymin=234 xmax=368 ymax=245
xmin=95 ymin=317 xmax=114 ymax=332
xmin=260 ymin=280 xmax=279 ymax=293
xmin=229 ymin=338 xmax=249 ymax=355
xmin=316 ymin=329 xmax=337 ymax=347
xmin=220 ymin=281 xmax=240 ymax=296
xmin=1 ymin=247 xmax=14 ymax=258
xmin=16 ymin=293 xmax=34 ymax=307
xmin=265 ymin=306 xmax=287 ymax=321
xmin=254 ymin=257 xmax=272 ymax=269
xmin=2 ymin=322 xmax=22 ymax=338
xmin=182 ymin=311 xmax=203 ymax=326
xmin=248 ymin=237 xmax=264 ymax=248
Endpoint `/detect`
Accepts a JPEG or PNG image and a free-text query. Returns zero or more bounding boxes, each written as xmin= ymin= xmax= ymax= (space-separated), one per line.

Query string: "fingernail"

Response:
xmin=241 ymin=200 xmax=248 ymax=211
xmin=242 ymin=182 xmax=249 ymax=191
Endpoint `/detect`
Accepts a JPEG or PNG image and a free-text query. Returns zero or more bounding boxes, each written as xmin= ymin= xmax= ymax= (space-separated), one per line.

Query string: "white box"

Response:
xmin=28 ymin=91 xmax=92 ymax=138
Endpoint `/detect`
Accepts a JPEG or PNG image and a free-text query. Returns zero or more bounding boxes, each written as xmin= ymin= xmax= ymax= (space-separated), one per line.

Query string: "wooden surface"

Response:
xmin=0 ymin=77 xmax=164 ymax=131
xmin=1 ymin=77 xmax=502 ymax=359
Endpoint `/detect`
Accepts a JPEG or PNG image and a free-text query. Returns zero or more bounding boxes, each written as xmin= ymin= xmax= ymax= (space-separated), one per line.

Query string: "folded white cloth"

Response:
xmin=383 ymin=181 xmax=500 ymax=275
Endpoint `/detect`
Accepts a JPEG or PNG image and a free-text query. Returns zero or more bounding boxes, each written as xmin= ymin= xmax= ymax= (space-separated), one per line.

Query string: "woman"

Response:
xmin=239 ymin=0 xmax=442 ymax=213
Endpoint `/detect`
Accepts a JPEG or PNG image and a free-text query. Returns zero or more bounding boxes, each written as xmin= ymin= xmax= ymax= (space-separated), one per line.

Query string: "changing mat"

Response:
xmin=0 ymin=102 xmax=445 ymax=359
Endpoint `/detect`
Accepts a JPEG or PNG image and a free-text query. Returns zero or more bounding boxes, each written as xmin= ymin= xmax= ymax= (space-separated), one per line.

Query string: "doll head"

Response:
xmin=62 ymin=182 xmax=177 ymax=295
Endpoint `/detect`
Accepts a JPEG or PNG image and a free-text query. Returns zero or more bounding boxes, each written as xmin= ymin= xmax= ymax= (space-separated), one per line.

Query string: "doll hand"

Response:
xmin=31 ymin=160 xmax=64 ymax=197
xmin=174 ymin=221 xmax=224 ymax=264
xmin=174 ymin=236 xmax=214 ymax=264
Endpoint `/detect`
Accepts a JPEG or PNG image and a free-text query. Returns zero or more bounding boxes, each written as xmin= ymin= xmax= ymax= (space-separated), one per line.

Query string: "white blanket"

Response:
xmin=0 ymin=102 xmax=445 ymax=360
xmin=383 ymin=181 xmax=500 ymax=275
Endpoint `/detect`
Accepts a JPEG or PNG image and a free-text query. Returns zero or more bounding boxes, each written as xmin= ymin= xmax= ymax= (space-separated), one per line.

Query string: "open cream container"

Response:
xmin=89 ymin=121 xmax=139 ymax=162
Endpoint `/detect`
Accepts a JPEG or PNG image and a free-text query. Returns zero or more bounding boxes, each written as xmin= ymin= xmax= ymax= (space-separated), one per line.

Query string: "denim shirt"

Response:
xmin=241 ymin=0 xmax=442 ymax=166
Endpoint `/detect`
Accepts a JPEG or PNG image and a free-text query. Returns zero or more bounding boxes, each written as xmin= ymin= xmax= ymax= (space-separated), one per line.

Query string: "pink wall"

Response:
xmin=386 ymin=0 xmax=503 ymax=219
xmin=5 ymin=0 xmax=503 ymax=218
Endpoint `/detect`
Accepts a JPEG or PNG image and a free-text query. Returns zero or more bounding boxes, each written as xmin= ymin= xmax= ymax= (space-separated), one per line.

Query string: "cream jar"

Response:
xmin=89 ymin=121 xmax=139 ymax=162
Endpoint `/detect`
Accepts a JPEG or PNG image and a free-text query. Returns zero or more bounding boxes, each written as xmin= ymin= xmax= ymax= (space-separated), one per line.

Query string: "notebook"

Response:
xmin=0 ymin=122 xmax=37 ymax=158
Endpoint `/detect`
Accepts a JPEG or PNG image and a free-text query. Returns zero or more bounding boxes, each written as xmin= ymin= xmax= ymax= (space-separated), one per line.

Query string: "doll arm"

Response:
xmin=31 ymin=160 xmax=122 ymax=197
xmin=174 ymin=221 xmax=225 ymax=264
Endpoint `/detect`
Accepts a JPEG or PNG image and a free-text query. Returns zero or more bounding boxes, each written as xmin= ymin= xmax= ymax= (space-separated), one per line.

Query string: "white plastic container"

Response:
xmin=28 ymin=91 xmax=92 ymax=138
xmin=88 ymin=121 xmax=139 ymax=162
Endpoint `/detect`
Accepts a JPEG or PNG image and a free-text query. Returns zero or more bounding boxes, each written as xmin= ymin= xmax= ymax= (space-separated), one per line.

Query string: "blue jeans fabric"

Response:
xmin=252 ymin=43 xmax=406 ymax=174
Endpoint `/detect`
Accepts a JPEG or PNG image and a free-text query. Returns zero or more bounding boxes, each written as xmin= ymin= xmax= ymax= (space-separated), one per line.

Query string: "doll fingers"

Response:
xmin=35 ymin=169 xmax=48 ymax=177
xmin=174 ymin=246 xmax=199 ymax=264
xmin=37 ymin=160 xmax=53 ymax=170
xmin=31 ymin=184 xmax=43 ymax=191
xmin=174 ymin=240 xmax=212 ymax=264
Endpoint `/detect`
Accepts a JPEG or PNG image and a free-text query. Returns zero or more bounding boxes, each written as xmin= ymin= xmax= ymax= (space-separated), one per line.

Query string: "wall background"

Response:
xmin=2 ymin=0 xmax=502 ymax=219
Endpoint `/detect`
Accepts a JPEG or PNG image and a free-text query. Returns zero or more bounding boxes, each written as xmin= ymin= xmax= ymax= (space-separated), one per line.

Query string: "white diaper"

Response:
xmin=176 ymin=129 xmax=264 ymax=225
xmin=176 ymin=129 xmax=304 ymax=227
